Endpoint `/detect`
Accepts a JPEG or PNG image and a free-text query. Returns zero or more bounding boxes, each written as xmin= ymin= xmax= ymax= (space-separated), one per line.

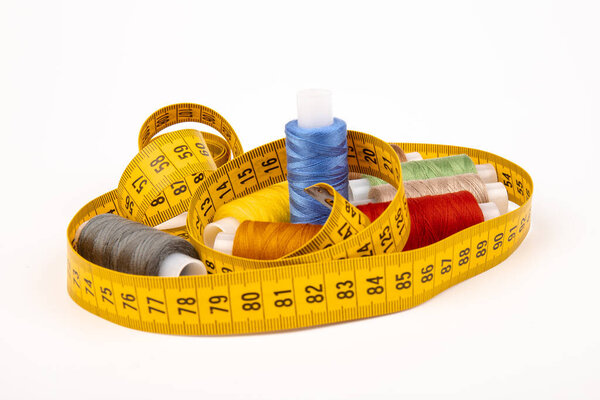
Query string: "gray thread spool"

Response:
xmin=76 ymin=213 xmax=205 ymax=277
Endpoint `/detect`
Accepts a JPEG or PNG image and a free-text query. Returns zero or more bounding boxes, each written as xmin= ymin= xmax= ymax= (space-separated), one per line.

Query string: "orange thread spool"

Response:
xmin=232 ymin=221 xmax=322 ymax=260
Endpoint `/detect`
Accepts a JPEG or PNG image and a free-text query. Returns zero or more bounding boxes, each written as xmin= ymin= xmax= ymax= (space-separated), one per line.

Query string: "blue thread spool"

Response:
xmin=285 ymin=90 xmax=349 ymax=224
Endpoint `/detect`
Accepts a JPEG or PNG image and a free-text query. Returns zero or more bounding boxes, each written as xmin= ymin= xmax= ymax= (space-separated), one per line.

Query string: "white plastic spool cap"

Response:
xmin=213 ymin=232 xmax=235 ymax=255
xmin=203 ymin=217 xmax=240 ymax=249
xmin=485 ymin=182 xmax=509 ymax=214
xmin=479 ymin=202 xmax=501 ymax=221
xmin=507 ymin=201 xmax=520 ymax=213
xmin=348 ymin=178 xmax=372 ymax=204
xmin=476 ymin=164 xmax=497 ymax=183
xmin=158 ymin=253 xmax=207 ymax=277
xmin=297 ymin=89 xmax=334 ymax=129
xmin=404 ymin=152 xmax=423 ymax=161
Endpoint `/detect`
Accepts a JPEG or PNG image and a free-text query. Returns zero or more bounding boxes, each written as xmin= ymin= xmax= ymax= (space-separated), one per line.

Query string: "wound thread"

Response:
xmin=285 ymin=118 xmax=349 ymax=224
xmin=357 ymin=191 xmax=484 ymax=250
xmin=349 ymin=172 xmax=363 ymax=180
xmin=368 ymin=184 xmax=397 ymax=203
xmin=363 ymin=154 xmax=478 ymax=186
xmin=390 ymin=144 xmax=408 ymax=162
xmin=402 ymin=154 xmax=477 ymax=181
xmin=213 ymin=181 xmax=290 ymax=223
xmin=369 ymin=173 xmax=489 ymax=203
xmin=364 ymin=174 xmax=388 ymax=186
xmin=232 ymin=221 xmax=322 ymax=260
xmin=77 ymin=213 xmax=199 ymax=276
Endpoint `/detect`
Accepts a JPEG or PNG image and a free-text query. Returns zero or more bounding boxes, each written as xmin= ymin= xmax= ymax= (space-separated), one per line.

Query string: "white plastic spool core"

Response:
xmin=485 ymin=182 xmax=509 ymax=214
xmin=348 ymin=178 xmax=372 ymax=205
xmin=203 ymin=217 xmax=240 ymax=249
xmin=297 ymin=89 xmax=334 ymax=129
xmin=158 ymin=253 xmax=207 ymax=277
xmin=476 ymin=164 xmax=497 ymax=183
xmin=212 ymin=219 xmax=243 ymax=255
xmin=404 ymin=152 xmax=422 ymax=161
xmin=213 ymin=232 xmax=235 ymax=255
xmin=479 ymin=202 xmax=501 ymax=221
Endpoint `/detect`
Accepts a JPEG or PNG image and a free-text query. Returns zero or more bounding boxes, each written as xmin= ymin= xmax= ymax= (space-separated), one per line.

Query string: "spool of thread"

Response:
xmin=367 ymin=174 xmax=509 ymax=214
xmin=285 ymin=89 xmax=349 ymax=225
xmin=402 ymin=154 xmax=497 ymax=182
xmin=357 ymin=191 xmax=500 ymax=250
xmin=75 ymin=213 xmax=206 ymax=277
xmin=213 ymin=181 xmax=290 ymax=223
xmin=210 ymin=220 xmax=322 ymax=260
xmin=204 ymin=182 xmax=291 ymax=248
xmin=349 ymin=154 xmax=498 ymax=203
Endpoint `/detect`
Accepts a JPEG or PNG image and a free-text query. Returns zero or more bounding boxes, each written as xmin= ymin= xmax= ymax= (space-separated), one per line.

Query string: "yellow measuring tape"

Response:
xmin=67 ymin=103 xmax=533 ymax=335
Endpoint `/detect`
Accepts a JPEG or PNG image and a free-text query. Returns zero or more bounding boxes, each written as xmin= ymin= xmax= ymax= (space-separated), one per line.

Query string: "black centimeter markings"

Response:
xmin=68 ymin=202 xmax=530 ymax=332
xmin=126 ymin=136 xmax=216 ymax=225
xmin=161 ymin=284 xmax=172 ymax=326
xmin=193 ymin=141 xmax=286 ymax=224
xmin=272 ymin=143 xmax=287 ymax=178
xmin=84 ymin=263 xmax=99 ymax=308
xmin=364 ymin=135 xmax=385 ymax=178
xmin=119 ymin=134 xmax=177 ymax=218
xmin=141 ymin=159 xmax=201 ymax=217
xmin=223 ymin=168 xmax=237 ymax=200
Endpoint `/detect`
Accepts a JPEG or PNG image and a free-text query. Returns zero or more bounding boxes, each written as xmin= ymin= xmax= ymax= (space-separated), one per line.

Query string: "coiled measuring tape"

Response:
xmin=67 ymin=103 xmax=533 ymax=335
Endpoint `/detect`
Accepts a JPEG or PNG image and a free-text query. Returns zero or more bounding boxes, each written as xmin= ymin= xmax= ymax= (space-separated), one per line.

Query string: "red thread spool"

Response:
xmin=357 ymin=191 xmax=484 ymax=250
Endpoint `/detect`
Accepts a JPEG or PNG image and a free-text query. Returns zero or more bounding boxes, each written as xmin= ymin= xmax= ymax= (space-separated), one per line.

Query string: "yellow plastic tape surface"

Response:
xmin=67 ymin=103 xmax=533 ymax=335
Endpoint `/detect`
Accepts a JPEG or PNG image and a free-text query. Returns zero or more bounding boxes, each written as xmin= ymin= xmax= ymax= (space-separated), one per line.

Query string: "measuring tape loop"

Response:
xmin=138 ymin=103 xmax=243 ymax=157
xmin=117 ymin=129 xmax=217 ymax=227
xmin=67 ymin=104 xmax=533 ymax=335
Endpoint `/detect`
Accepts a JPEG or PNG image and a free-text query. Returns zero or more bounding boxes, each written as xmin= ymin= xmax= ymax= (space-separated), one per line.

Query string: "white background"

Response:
xmin=1 ymin=0 xmax=598 ymax=398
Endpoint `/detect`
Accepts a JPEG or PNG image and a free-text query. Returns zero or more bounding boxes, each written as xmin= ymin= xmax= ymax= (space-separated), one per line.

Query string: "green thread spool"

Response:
xmin=363 ymin=154 xmax=478 ymax=185
xmin=402 ymin=154 xmax=477 ymax=181
xmin=363 ymin=175 xmax=388 ymax=186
